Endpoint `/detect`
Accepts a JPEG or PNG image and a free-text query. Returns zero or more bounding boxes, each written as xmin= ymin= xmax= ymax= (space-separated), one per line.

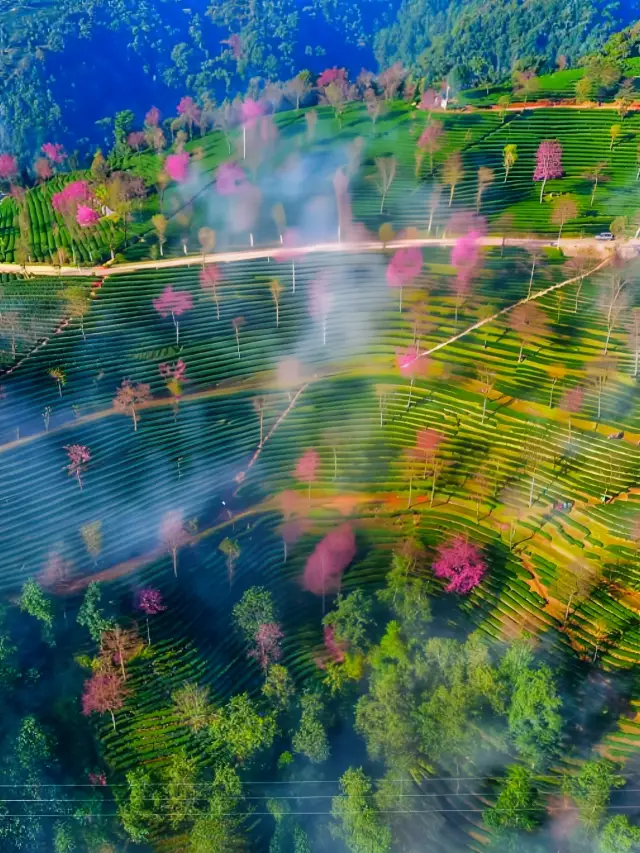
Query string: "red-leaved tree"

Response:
xmin=432 ymin=536 xmax=487 ymax=594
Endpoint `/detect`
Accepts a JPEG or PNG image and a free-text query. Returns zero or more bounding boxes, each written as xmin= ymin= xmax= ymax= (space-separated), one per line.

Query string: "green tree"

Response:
xmin=377 ymin=540 xmax=431 ymax=633
xmin=507 ymin=665 xmax=562 ymax=767
xmin=210 ymin=693 xmax=276 ymax=763
xmin=503 ymin=144 xmax=518 ymax=182
xmin=331 ymin=768 xmax=392 ymax=853
xmin=190 ymin=764 xmax=243 ymax=853
xmin=165 ymin=750 xmax=199 ymax=829
xmin=323 ymin=589 xmax=373 ymax=654
xmin=77 ymin=582 xmax=112 ymax=644
xmin=113 ymin=109 xmax=135 ymax=158
xmin=172 ymin=683 xmax=212 ymax=732
xmin=118 ymin=767 xmax=162 ymax=843
xmin=262 ymin=664 xmax=295 ymax=711
xmin=600 ymin=815 xmax=640 ymax=853
xmin=233 ymin=587 xmax=276 ymax=644
xmin=609 ymin=122 xmax=622 ymax=150
xmin=292 ymin=692 xmax=330 ymax=763
xmin=567 ymin=758 xmax=624 ymax=832
xmin=53 ymin=821 xmax=77 ymax=853
xmin=484 ymin=765 xmax=540 ymax=836
xmin=18 ymin=579 xmax=55 ymax=645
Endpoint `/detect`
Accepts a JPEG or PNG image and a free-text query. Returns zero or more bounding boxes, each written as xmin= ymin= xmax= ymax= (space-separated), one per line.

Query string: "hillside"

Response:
xmin=1 ymin=0 xmax=638 ymax=162
xmin=0 ymin=74 xmax=639 ymax=853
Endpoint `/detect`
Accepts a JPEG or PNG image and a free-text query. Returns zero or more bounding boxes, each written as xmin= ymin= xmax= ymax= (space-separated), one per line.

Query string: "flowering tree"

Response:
xmin=127 ymin=131 xmax=146 ymax=151
xmin=164 ymin=152 xmax=190 ymax=183
xmin=416 ymin=120 xmax=443 ymax=175
xmin=76 ymin=205 xmax=100 ymax=228
xmin=559 ymin=386 xmax=584 ymax=443
xmin=309 ymin=273 xmax=333 ymax=345
xmin=160 ymin=511 xmax=190 ymax=577
xmin=177 ymin=96 xmax=201 ymax=137
xmin=216 ymin=162 xmax=246 ymax=196
xmin=34 ymin=158 xmax=53 ymax=181
xmin=386 ymin=247 xmax=422 ymax=312
xmin=199 ymin=265 xmax=221 ymax=319
xmin=418 ymin=88 xmax=441 ymax=112
xmin=533 ymin=140 xmax=563 ymax=203
xmin=100 ymin=625 xmax=140 ymax=681
xmin=450 ymin=229 xmax=482 ymax=325
xmin=65 ymin=444 xmax=91 ymax=489
xmin=303 ymin=523 xmax=356 ymax=612
xmin=145 ymin=106 xmax=161 ymax=127
xmin=152 ymin=285 xmax=193 ymax=345
xmin=240 ymin=98 xmax=265 ymax=159
xmin=432 ymin=536 xmax=487 ymax=594
xmin=0 ymin=153 xmax=17 ymax=182
xmin=269 ymin=278 xmax=283 ymax=327
xmin=42 ymin=142 xmax=66 ymax=164
xmin=135 ymin=588 xmax=167 ymax=645
xmin=249 ymin=622 xmax=284 ymax=671
xmin=229 ymin=182 xmax=261 ymax=247
xmin=113 ymin=379 xmax=152 ymax=431
xmin=323 ymin=624 xmax=346 ymax=663
xmin=294 ymin=449 xmax=320 ymax=501
xmin=396 ymin=345 xmax=429 ymax=409
xmin=509 ymin=302 xmax=549 ymax=362
xmin=82 ymin=672 xmax=129 ymax=730
xmin=415 ymin=428 xmax=444 ymax=480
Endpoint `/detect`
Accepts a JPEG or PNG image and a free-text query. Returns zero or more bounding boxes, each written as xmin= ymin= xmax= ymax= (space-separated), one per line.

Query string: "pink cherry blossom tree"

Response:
xmin=450 ymin=229 xmax=482 ymax=325
xmin=145 ymin=106 xmax=161 ymax=127
xmin=249 ymin=622 xmax=284 ymax=670
xmin=416 ymin=120 xmax=443 ymax=175
xmin=559 ymin=385 xmax=584 ymax=443
xmin=0 ymin=153 xmax=17 ymax=183
xmin=386 ymin=247 xmax=422 ymax=312
xmin=65 ymin=444 xmax=91 ymax=489
xmin=160 ymin=511 xmax=189 ymax=577
xmin=533 ymin=140 xmax=563 ymax=203
xmin=303 ymin=523 xmax=356 ymax=613
xmin=34 ymin=158 xmax=53 ymax=182
xmin=82 ymin=672 xmax=129 ymax=731
xmin=199 ymin=265 xmax=221 ymax=319
xmin=240 ymin=98 xmax=265 ymax=159
xmin=177 ymin=96 xmax=201 ymax=138
xmin=127 ymin=131 xmax=146 ymax=151
xmin=152 ymin=286 xmax=193 ymax=344
xmin=309 ymin=273 xmax=333 ymax=345
xmin=294 ymin=449 xmax=320 ymax=501
xmin=164 ymin=152 xmax=190 ymax=183
xmin=135 ymin=588 xmax=167 ymax=645
xmin=42 ymin=142 xmax=66 ymax=164
xmin=396 ymin=345 xmax=429 ymax=408
xmin=432 ymin=536 xmax=487 ymax=594
xmin=323 ymin=624 xmax=346 ymax=663
xmin=215 ymin=162 xmax=246 ymax=195
xmin=113 ymin=379 xmax=152 ymax=430
xmin=415 ymin=428 xmax=444 ymax=480
xmin=76 ymin=205 xmax=100 ymax=228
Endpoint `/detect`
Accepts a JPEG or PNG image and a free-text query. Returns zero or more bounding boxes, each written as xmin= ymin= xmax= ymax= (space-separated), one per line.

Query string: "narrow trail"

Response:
xmin=419 ymin=254 xmax=612 ymax=360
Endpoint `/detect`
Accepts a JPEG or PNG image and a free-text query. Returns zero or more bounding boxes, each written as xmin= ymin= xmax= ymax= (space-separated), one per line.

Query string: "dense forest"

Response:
xmin=1 ymin=0 xmax=639 ymax=161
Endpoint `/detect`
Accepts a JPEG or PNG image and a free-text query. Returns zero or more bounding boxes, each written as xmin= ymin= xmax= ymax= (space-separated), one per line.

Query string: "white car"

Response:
xmin=595 ymin=232 xmax=614 ymax=241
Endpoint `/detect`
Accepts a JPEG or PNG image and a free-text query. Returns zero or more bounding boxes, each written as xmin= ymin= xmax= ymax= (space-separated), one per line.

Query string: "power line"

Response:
xmin=2 ymin=805 xmax=640 ymax=818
